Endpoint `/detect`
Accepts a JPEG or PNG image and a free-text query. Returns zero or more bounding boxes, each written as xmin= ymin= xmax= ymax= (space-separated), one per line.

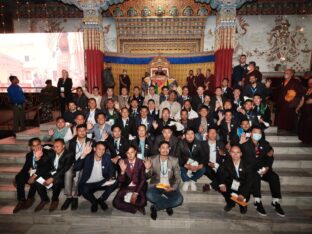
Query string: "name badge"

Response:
xmin=60 ymin=87 xmax=65 ymax=92
xmin=231 ymin=179 xmax=240 ymax=191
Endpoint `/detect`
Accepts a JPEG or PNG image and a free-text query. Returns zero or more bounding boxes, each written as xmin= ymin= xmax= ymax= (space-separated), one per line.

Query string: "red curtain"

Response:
xmin=85 ymin=49 xmax=104 ymax=93
xmin=214 ymin=48 xmax=234 ymax=87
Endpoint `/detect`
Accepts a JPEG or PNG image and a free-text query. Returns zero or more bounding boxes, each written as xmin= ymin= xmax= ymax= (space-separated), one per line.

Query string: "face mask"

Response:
xmin=252 ymin=133 xmax=262 ymax=141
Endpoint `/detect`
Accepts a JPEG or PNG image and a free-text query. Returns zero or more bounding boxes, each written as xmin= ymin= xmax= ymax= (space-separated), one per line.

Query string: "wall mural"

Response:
xmin=234 ymin=15 xmax=312 ymax=72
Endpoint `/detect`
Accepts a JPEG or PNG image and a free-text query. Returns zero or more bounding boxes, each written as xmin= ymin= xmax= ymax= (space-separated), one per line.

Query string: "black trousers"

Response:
xmin=252 ymin=170 xmax=282 ymax=199
xmin=80 ymin=180 xmax=118 ymax=205
xmin=35 ymin=181 xmax=64 ymax=202
xmin=15 ymin=172 xmax=36 ymax=201
xmin=204 ymin=166 xmax=220 ymax=191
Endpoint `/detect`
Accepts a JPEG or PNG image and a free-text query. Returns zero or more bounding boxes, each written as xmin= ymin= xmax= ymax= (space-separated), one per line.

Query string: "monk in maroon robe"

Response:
xmin=187 ymin=70 xmax=197 ymax=96
xmin=276 ymin=69 xmax=305 ymax=131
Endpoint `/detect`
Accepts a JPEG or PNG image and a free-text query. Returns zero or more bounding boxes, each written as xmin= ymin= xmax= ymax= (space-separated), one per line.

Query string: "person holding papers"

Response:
xmin=145 ymin=141 xmax=183 ymax=220
xmin=241 ymin=126 xmax=285 ymax=217
xmin=113 ymin=146 xmax=147 ymax=214
xmin=218 ymin=145 xmax=252 ymax=214
xmin=74 ymin=141 xmax=117 ymax=212
xmin=34 ymin=138 xmax=74 ymax=212
xmin=13 ymin=138 xmax=51 ymax=213
xmin=177 ymin=129 xmax=206 ymax=192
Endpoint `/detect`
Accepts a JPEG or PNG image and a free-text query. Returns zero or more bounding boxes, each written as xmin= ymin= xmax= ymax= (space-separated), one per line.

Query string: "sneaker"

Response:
xmin=239 ymin=205 xmax=247 ymax=214
xmin=61 ymin=198 xmax=72 ymax=210
xmin=224 ymin=203 xmax=235 ymax=212
xmin=182 ymin=181 xmax=190 ymax=192
xmin=272 ymin=202 xmax=285 ymax=217
xmin=254 ymin=201 xmax=267 ymax=216
xmin=190 ymin=181 xmax=197 ymax=191
xmin=150 ymin=205 xmax=157 ymax=220
xmin=166 ymin=208 xmax=173 ymax=216
xmin=71 ymin=198 xmax=78 ymax=210
xmin=91 ymin=203 xmax=98 ymax=213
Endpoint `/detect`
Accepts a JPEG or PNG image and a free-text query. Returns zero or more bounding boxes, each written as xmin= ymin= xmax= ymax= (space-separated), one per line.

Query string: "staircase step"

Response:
xmin=264 ymin=127 xmax=277 ymax=134
xmin=0 ymin=201 xmax=311 ymax=233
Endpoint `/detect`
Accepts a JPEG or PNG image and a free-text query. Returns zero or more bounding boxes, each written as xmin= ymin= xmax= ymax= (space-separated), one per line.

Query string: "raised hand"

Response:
xmin=265 ymin=79 xmax=272 ymax=88
xmin=82 ymin=141 xmax=93 ymax=158
xmin=86 ymin=122 xmax=93 ymax=130
xmin=119 ymin=159 xmax=127 ymax=173
xmin=102 ymin=132 xmax=109 ymax=141
xmin=152 ymin=120 xmax=158 ymax=129
xmin=34 ymin=146 xmax=43 ymax=160
xmin=48 ymin=128 xmax=54 ymax=136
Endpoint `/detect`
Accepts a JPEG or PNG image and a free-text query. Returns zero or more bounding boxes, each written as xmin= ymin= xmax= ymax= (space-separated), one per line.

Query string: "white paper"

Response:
xmin=102 ymin=179 xmax=116 ymax=187
xmin=128 ymin=181 xmax=136 ymax=187
xmin=60 ymin=87 xmax=65 ymax=92
xmin=137 ymin=153 xmax=143 ymax=160
xmin=124 ymin=192 xmax=133 ymax=203
xmin=36 ymin=177 xmax=53 ymax=189
xmin=29 ymin=169 xmax=36 ymax=176
xmin=231 ymin=179 xmax=240 ymax=191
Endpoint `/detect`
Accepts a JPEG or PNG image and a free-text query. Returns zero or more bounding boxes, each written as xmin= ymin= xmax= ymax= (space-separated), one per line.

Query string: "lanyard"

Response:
xmin=32 ymin=154 xmax=37 ymax=169
xmin=160 ymin=160 xmax=168 ymax=176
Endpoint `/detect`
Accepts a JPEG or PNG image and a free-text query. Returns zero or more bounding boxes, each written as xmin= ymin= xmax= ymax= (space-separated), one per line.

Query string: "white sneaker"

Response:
xmin=182 ymin=181 xmax=190 ymax=192
xmin=190 ymin=180 xmax=197 ymax=191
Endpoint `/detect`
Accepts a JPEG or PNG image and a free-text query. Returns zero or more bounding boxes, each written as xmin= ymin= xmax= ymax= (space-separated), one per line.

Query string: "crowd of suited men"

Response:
xmin=12 ymin=61 xmax=286 ymax=220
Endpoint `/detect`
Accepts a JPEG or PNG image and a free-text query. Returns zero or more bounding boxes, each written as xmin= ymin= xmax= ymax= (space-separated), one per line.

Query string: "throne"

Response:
xmin=144 ymin=56 xmax=177 ymax=93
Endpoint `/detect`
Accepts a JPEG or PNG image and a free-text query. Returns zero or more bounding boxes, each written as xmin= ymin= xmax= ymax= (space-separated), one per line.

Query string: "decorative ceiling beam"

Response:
xmin=57 ymin=0 xmax=126 ymax=12
xmin=195 ymin=0 xmax=254 ymax=11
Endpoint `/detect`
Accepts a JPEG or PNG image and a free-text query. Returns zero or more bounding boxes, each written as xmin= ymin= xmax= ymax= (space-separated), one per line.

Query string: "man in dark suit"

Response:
xmin=62 ymin=101 xmax=82 ymax=125
xmin=61 ymin=124 xmax=93 ymax=211
xmin=135 ymin=106 xmax=154 ymax=135
xmin=202 ymin=127 xmax=228 ymax=192
xmin=218 ymin=145 xmax=252 ymax=214
xmin=151 ymin=108 xmax=176 ymax=136
xmin=243 ymin=74 xmax=272 ymax=100
xmin=243 ymin=61 xmax=263 ymax=86
xmin=130 ymin=124 xmax=153 ymax=160
xmin=191 ymin=86 xmax=205 ymax=111
xmin=241 ymin=126 xmax=285 ymax=217
xmin=232 ymin=54 xmax=247 ymax=88
xmin=105 ymin=124 xmax=130 ymax=165
xmin=13 ymin=138 xmax=51 ymax=213
xmin=74 ymin=141 xmax=117 ymax=212
xmin=74 ymin=87 xmax=88 ymax=111
xmin=115 ymin=107 xmax=136 ymax=140
xmin=177 ymin=129 xmax=206 ymax=192
xmin=84 ymin=98 xmax=102 ymax=125
xmin=221 ymin=78 xmax=234 ymax=100
xmin=193 ymin=105 xmax=215 ymax=140
xmin=57 ymin=69 xmax=73 ymax=114
xmin=33 ymin=138 xmax=74 ymax=212
xmin=151 ymin=126 xmax=179 ymax=156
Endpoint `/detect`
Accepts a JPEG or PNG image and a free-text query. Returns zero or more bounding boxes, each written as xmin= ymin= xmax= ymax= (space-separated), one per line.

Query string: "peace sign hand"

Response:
xmin=82 ymin=141 xmax=93 ymax=158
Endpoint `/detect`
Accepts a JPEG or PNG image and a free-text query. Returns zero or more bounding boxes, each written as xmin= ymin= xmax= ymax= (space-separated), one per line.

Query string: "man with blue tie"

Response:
xmin=74 ymin=141 xmax=117 ymax=212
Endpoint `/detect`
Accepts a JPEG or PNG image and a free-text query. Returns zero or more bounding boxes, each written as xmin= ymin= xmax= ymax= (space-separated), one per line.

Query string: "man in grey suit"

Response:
xmin=145 ymin=141 xmax=183 ymax=220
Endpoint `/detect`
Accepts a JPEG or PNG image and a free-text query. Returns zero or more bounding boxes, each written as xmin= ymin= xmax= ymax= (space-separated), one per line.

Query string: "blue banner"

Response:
xmin=104 ymin=54 xmax=214 ymax=64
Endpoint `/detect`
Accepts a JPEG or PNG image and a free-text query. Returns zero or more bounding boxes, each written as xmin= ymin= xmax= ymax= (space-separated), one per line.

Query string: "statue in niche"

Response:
xmin=197 ymin=6 xmax=208 ymax=16
xmin=113 ymin=7 xmax=123 ymax=17
xmin=156 ymin=6 xmax=165 ymax=17
xmin=141 ymin=6 xmax=151 ymax=17
xmin=169 ymin=6 xmax=179 ymax=17
xmin=127 ymin=7 xmax=138 ymax=17
xmin=182 ymin=6 xmax=194 ymax=16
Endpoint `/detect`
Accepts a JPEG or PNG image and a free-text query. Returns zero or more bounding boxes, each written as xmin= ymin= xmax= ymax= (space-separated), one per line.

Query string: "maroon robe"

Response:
xmin=195 ymin=73 xmax=206 ymax=88
xmin=119 ymin=74 xmax=131 ymax=94
xmin=112 ymin=158 xmax=147 ymax=213
xmin=298 ymin=92 xmax=312 ymax=143
xmin=187 ymin=75 xmax=197 ymax=96
xmin=276 ymin=78 xmax=304 ymax=131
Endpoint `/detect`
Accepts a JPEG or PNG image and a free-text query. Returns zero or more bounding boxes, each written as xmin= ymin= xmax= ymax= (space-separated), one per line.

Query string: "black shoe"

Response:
xmin=71 ymin=198 xmax=78 ymax=210
xmin=97 ymin=198 xmax=108 ymax=211
xmin=224 ymin=203 xmax=235 ymax=212
xmin=254 ymin=201 xmax=267 ymax=216
xmin=166 ymin=208 xmax=173 ymax=216
xmin=138 ymin=207 xmax=146 ymax=215
xmin=150 ymin=205 xmax=157 ymax=220
xmin=61 ymin=198 xmax=72 ymax=210
xmin=13 ymin=200 xmax=26 ymax=213
xmin=272 ymin=202 xmax=285 ymax=217
xmin=91 ymin=203 xmax=98 ymax=213
xmin=239 ymin=205 xmax=247 ymax=214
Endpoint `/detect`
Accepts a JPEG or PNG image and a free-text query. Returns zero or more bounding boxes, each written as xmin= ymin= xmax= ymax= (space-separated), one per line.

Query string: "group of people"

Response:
xmin=7 ymin=55 xmax=312 ymax=220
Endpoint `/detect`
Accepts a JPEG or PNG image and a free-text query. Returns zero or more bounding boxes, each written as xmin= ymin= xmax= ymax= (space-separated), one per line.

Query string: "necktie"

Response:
xmin=130 ymin=163 xmax=134 ymax=170
xmin=235 ymin=167 xmax=240 ymax=178
xmin=200 ymin=96 xmax=203 ymax=103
